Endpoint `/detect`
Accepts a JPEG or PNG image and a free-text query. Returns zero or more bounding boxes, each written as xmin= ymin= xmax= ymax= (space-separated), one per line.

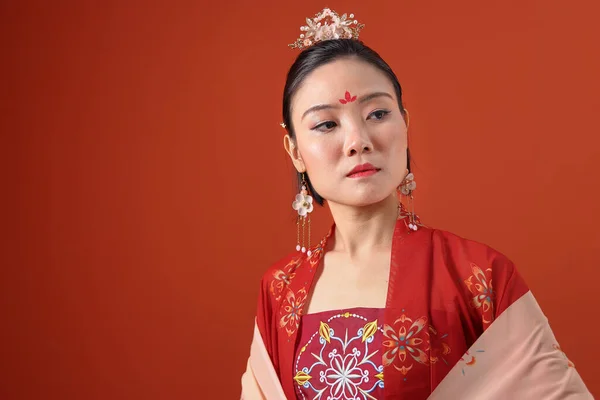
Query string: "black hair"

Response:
xmin=282 ymin=39 xmax=410 ymax=205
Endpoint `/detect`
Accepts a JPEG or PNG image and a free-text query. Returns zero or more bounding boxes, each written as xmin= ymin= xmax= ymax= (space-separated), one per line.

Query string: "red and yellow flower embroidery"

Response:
xmin=308 ymin=231 xmax=332 ymax=268
xmin=382 ymin=314 xmax=452 ymax=376
xmin=270 ymin=270 xmax=295 ymax=302
xmin=464 ymin=263 xmax=494 ymax=326
xmin=280 ymin=288 xmax=308 ymax=336
xmin=429 ymin=325 xmax=452 ymax=366
xmin=308 ymin=246 xmax=324 ymax=268
xmin=269 ymin=258 xmax=303 ymax=301
xmin=382 ymin=314 xmax=430 ymax=374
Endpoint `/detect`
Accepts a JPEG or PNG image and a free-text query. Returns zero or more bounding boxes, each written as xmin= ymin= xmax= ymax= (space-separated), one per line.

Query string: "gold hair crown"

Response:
xmin=288 ymin=8 xmax=365 ymax=50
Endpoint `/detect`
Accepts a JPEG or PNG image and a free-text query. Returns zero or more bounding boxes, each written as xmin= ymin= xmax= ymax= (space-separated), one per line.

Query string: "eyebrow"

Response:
xmin=300 ymin=91 xmax=395 ymax=121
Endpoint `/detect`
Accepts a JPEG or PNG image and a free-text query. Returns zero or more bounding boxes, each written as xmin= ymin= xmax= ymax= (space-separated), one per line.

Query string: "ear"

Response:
xmin=283 ymin=134 xmax=306 ymax=173
xmin=403 ymin=108 xmax=410 ymax=129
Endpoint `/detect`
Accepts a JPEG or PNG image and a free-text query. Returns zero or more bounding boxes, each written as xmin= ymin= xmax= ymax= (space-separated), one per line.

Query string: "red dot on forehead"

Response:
xmin=339 ymin=90 xmax=357 ymax=104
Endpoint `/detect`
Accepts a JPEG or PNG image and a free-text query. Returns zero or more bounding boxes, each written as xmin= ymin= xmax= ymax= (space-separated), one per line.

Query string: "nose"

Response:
xmin=344 ymin=123 xmax=373 ymax=157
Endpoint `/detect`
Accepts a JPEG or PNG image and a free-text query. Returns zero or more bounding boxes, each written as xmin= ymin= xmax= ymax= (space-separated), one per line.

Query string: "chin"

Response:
xmin=330 ymin=190 xmax=392 ymax=208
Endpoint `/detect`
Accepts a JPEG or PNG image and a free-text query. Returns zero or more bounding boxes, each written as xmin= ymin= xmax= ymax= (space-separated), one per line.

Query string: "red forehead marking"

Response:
xmin=339 ymin=90 xmax=357 ymax=104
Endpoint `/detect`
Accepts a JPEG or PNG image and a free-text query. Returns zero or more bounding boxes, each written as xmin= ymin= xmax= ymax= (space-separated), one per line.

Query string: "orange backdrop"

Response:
xmin=2 ymin=1 xmax=599 ymax=398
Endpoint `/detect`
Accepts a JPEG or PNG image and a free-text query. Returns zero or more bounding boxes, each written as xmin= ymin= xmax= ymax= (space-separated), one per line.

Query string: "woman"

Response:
xmin=241 ymin=8 xmax=592 ymax=400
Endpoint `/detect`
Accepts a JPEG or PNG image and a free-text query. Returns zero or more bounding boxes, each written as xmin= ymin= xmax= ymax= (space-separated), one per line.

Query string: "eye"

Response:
xmin=368 ymin=109 xmax=391 ymax=121
xmin=312 ymin=120 xmax=337 ymax=132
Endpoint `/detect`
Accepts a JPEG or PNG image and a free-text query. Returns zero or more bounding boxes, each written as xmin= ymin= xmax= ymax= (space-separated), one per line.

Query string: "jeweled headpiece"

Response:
xmin=288 ymin=8 xmax=365 ymax=50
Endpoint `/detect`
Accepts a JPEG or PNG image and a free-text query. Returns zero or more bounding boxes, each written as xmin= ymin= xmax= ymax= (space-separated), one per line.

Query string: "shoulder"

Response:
xmin=258 ymin=250 xmax=308 ymax=302
xmin=427 ymin=226 xmax=516 ymax=271
xmin=260 ymin=250 xmax=306 ymax=282
xmin=423 ymin=226 xmax=525 ymax=295
xmin=424 ymin=226 xmax=529 ymax=317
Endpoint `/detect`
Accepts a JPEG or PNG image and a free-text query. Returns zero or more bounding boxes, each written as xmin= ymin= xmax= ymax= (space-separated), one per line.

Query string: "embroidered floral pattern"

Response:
xmin=464 ymin=263 xmax=494 ymax=326
xmin=307 ymin=246 xmax=323 ymax=268
xmin=382 ymin=314 xmax=430 ymax=375
xmin=458 ymin=349 xmax=485 ymax=376
xmin=428 ymin=325 xmax=452 ymax=366
xmin=280 ymin=288 xmax=308 ymax=336
xmin=295 ymin=311 xmax=384 ymax=400
xmin=307 ymin=229 xmax=332 ymax=268
xmin=270 ymin=269 xmax=294 ymax=302
xmin=274 ymin=229 xmax=333 ymax=337
xmin=270 ymin=258 xmax=302 ymax=301
xmin=382 ymin=314 xmax=452 ymax=376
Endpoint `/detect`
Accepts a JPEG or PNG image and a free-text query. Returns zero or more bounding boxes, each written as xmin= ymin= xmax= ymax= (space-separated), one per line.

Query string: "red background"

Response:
xmin=2 ymin=1 xmax=599 ymax=398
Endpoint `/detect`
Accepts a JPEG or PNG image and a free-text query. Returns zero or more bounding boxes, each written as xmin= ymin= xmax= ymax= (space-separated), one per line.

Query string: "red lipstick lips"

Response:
xmin=347 ymin=163 xmax=380 ymax=178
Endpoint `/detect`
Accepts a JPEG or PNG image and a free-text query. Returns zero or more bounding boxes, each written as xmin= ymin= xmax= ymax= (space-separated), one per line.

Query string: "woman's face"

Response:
xmin=285 ymin=57 xmax=408 ymax=207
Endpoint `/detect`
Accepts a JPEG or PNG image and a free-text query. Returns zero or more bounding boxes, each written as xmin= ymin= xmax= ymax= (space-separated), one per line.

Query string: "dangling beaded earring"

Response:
xmin=399 ymin=172 xmax=419 ymax=232
xmin=292 ymin=173 xmax=314 ymax=256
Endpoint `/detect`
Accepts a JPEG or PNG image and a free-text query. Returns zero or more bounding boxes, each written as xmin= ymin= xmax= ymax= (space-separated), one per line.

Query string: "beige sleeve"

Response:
xmin=240 ymin=357 xmax=266 ymax=400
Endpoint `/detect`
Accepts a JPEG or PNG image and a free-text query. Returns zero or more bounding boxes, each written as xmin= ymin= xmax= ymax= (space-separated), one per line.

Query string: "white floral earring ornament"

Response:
xmin=292 ymin=173 xmax=314 ymax=255
xmin=398 ymin=172 xmax=420 ymax=232
xmin=400 ymin=172 xmax=416 ymax=196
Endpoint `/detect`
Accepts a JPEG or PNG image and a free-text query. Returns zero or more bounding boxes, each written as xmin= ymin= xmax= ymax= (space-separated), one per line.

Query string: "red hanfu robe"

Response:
xmin=242 ymin=214 xmax=591 ymax=399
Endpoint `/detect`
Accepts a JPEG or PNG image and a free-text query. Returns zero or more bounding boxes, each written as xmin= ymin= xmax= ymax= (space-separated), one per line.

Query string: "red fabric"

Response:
xmin=294 ymin=307 xmax=385 ymax=399
xmin=255 ymin=216 xmax=529 ymax=399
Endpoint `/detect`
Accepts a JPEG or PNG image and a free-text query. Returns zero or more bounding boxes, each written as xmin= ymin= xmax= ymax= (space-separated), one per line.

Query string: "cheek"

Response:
xmin=300 ymin=138 xmax=339 ymax=166
xmin=378 ymin=130 xmax=408 ymax=178
xmin=379 ymin=129 xmax=408 ymax=155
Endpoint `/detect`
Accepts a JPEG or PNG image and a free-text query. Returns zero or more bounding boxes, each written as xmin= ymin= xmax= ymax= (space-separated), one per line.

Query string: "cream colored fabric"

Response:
xmin=240 ymin=321 xmax=286 ymax=400
xmin=429 ymin=291 xmax=593 ymax=399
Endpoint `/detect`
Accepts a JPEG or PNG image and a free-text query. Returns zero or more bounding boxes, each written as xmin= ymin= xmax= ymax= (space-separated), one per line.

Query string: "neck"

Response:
xmin=327 ymin=194 xmax=399 ymax=259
